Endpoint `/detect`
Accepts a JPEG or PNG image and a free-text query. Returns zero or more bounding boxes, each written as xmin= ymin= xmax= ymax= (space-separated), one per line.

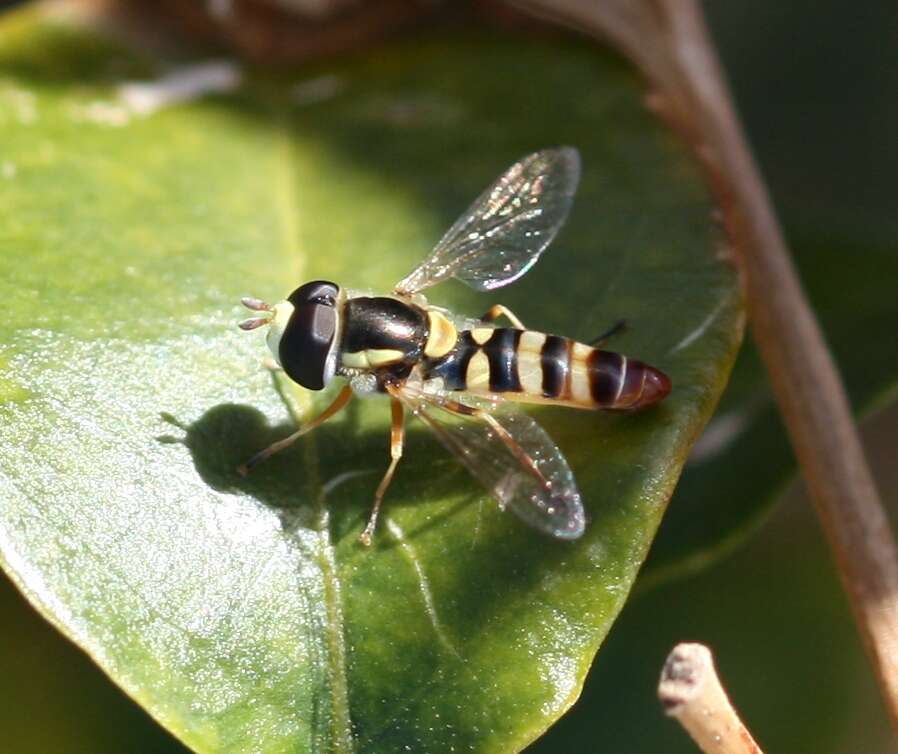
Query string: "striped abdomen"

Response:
xmin=423 ymin=327 xmax=671 ymax=410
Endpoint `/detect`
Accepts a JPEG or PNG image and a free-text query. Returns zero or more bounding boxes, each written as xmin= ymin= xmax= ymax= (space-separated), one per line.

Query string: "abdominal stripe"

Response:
xmin=540 ymin=335 xmax=570 ymax=398
xmin=429 ymin=328 xmax=603 ymax=398
xmin=587 ymin=349 xmax=626 ymax=406
xmin=423 ymin=325 xmax=634 ymax=407
xmin=483 ymin=329 xmax=522 ymax=392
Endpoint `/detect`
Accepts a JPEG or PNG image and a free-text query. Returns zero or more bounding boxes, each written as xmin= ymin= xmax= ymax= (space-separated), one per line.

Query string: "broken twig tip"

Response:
xmin=658 ymin=643 xmax=764 ymax=754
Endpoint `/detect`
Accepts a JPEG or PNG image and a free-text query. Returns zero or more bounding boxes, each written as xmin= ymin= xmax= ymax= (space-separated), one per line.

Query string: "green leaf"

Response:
xmin=641 ymin=236 xmax=898 ymax=588
xmin=0 ymin=7 xmax=742 ymax=753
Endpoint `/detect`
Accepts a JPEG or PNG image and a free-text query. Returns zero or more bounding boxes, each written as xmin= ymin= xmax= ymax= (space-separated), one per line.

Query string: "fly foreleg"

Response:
xmin=480 ymin=304 xmax=526 ymax=330
xmin=359 ymin=398 xmax=405 ymax=546
xmin=261 ymin=356 xmax=282 ymax=372
xmin=237 ymin=384 xmax=353 ymax=476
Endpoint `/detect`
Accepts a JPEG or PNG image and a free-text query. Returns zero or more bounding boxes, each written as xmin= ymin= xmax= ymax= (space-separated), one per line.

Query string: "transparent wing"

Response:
xmin=389 ymin=383 xmax=585 ymax=539
xmin=394 ymin=147 xmax=581 ymax=295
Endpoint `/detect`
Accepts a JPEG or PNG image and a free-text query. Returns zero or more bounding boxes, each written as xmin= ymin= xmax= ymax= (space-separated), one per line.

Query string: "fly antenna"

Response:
xmin=238 ymin=296 xmax=272 ymax=330
xmin=241 ymin=296 xmax=271 ymax=312
xmin=238 ymin=317 xmax=269 ymax=331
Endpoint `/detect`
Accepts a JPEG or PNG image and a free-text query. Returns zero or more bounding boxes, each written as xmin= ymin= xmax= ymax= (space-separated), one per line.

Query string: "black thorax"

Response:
xmin=340 ymin=296 xmax=429 ymax=365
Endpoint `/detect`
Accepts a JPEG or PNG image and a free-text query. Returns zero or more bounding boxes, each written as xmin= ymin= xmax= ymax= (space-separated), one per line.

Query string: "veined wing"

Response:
xmin=394 ymin=147 xmax=581 ymax=296
xmin=389 ymin=383 xmax=585 ymax=540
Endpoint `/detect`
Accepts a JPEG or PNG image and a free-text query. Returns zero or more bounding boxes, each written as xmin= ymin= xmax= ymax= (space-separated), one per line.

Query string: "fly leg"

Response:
xmin=261 ymin=356 xmax=282 ymax=372
xmin=238 ymin=384 xmax=353 ymax=476
xmin=588 ymin=319 xmax=627 ymax=347
xmin=479 ymin=304 xmax=526 ymax=330
xmin=439 ymin=398 xmax=547 ymax=489
xmin=359 ymin=399 xmax=405 ymax=546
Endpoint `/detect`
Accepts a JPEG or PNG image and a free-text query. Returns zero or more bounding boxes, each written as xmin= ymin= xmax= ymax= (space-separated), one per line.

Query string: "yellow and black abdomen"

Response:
xmin=423 ymin=327 xmax=671 ymax=411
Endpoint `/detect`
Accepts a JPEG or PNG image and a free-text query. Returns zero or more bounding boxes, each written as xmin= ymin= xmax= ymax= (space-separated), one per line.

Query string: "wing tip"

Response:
xmin=532 ymin=145 xmax=581 ymax=197
xmin=530 ymin=488 xmax=586 ymax=540
xmin=544 ymin=144 xmax=581 ymax=173
xmin=551 ymin=502 xmax=587 ymax=540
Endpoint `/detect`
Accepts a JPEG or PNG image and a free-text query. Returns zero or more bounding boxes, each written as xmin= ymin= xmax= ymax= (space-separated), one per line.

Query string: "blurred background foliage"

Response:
xmin=535 ymin=3 xmax=898 ymax=752
xmin=0 ymin=1 xmax=895 ymax=752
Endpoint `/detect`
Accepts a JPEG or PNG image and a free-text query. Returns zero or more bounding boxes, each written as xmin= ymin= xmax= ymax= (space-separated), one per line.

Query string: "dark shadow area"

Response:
xmin=158 ymin=401 xmax=467 ymax=547
xmin=158 ymin=397 xmax=591 ymax=557
xmin=157 ymin=396 xmax=590 ymax=633
xmin=0 ymin=571 xmax=187 ymax=753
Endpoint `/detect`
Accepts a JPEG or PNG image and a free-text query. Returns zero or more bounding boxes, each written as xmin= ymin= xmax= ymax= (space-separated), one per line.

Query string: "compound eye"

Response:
xmin=279 ymin=281 xmax=341 ymax=391
xmin=288 ymin=280 xmax=339 ymax=308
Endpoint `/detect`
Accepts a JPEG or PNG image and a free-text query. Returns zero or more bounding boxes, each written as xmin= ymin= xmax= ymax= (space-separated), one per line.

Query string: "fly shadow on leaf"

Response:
xmin=156 ymin=398 xmax=593 ymax=644
xmin=156 ymin=398 xmax=486 ymax=548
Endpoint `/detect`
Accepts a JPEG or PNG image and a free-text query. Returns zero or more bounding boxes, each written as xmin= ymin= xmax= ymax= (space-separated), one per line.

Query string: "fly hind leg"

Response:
xmin=588 ymin=319 xmax=627 ymax=347
xmin=480 ymin=304 xmax=526 ymax=329
xmin=359 ymin=398 xmax=406 ymax=546
xmin=440 ymin=398 xmax=547 ymax=488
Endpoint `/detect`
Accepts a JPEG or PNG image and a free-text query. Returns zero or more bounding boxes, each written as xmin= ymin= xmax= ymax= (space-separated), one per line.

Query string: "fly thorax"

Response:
xmin=265 ymin=301 xmax=294 ymax=362
xmin=338 ymin=296 xmax=429 ymax=371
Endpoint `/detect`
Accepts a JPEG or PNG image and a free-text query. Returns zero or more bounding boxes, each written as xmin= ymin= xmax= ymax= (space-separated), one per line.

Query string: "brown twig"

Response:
xmin=508 ymin=0 xmax=898 ymax=737
xmin=659 ymin=643 xmax=763 ymax=754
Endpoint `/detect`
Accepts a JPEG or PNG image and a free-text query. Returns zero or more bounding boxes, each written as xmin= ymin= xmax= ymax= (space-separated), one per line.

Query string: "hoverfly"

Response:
xmin=238 ymin=147 xmax=671 ymax=545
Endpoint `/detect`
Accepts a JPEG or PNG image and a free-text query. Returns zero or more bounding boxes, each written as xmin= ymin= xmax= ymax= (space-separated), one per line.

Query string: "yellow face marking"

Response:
xmin=517 ymin=331 xmax=546 ymax=395
xmin=465 ymin=350 xmax=491 ymax=390
xmin=424 ymin=310 xmax=458 ymax=358
xmin=470 ymin=327 xmax=494 ymax=345
xmin=570 ymin=342 xmax=594 ymax=403
xmin=266 ymin=301 xmax=295 ymax=364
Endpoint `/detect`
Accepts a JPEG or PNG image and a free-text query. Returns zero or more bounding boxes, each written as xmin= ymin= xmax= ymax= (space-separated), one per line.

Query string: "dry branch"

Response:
xmin=659 ymin=643 xmax=763 ymax=754
xmin=508 ymin=0 xmax=898 ymax=737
